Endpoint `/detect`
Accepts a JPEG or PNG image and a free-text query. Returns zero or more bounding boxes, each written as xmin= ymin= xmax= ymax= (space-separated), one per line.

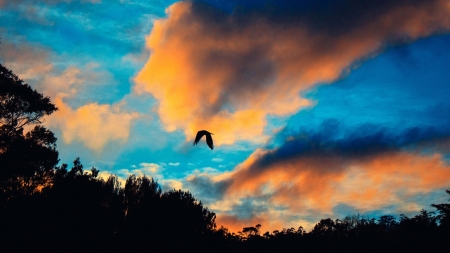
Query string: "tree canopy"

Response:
xmin=0 ymin=64 xmax=58 ymax=196
xmin=0 ymin=64 xmax=56 ymax=133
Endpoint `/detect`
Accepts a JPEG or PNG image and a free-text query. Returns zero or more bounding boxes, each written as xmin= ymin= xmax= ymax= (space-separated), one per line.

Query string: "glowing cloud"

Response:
xmin=47 ymin=95 xmax=139 ymax=151
xmin=197 ymin=150 xmax=450 ymax=232
xmin=1 ymin=39 xmax=141 ymax=151
xmin=228 ymin=151 xmax=450 ymax=211
xmin=135 ymin=0 xmax=450 ymax=146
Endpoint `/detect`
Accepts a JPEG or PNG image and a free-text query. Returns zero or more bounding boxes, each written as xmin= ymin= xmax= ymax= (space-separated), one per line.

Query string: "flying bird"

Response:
xmin=193 ymin=130 xmax=214 ymax=150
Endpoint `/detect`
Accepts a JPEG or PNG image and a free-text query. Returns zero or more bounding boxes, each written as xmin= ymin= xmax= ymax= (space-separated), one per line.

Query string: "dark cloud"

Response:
xmin=229 ymin=197 xmax=270 ymax=220
xmin=185 ymin=175 xmax=231 ymax=203
xmin=194 ymin=0 xmax=446 ymax=37
xmin=254 ymin=120 xmax=450 ymax=170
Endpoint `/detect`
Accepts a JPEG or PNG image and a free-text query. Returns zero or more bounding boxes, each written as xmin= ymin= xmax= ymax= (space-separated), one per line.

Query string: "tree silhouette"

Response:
xmin=0 ymin=64 xmax=58 ymax=198
xmin=432 ymin=190 xmax=450 ymax=229
xmin=242 ymin=224 xmax=261 ymax=237
xmin=158 ymin=188 xmax=217 ymax=250
xmin=122 ymin=174 xmax=162 ymax=248
xmin=0 ymin=64 xmax=56 ymax=132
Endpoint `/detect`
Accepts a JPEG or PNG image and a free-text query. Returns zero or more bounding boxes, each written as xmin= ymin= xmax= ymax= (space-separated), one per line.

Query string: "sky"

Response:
xmin=1 ymin=0 xmax=450 ymax=233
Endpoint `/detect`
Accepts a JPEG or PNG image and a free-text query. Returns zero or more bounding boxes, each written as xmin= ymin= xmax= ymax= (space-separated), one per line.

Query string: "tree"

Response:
xmin=432 ymin=190 xmax=450 ymax=229
xmin=242 ymin=224 xmax=261 ymax=238
xmin=0 ymin=64 xmax=56 ymax=133
xmin=311 ymin=218 xmax=336 ymax=236
xmin=0 ymin=64 xmax=58 ymax=196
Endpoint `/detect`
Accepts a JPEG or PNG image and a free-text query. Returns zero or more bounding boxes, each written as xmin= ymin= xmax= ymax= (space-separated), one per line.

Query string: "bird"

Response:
xmin=193 ymin=130 xmax=214 ymax=150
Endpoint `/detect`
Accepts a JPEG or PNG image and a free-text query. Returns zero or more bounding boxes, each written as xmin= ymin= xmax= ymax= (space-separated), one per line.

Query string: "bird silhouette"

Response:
xmin=193 ymin=130 xmax=214 ymax=150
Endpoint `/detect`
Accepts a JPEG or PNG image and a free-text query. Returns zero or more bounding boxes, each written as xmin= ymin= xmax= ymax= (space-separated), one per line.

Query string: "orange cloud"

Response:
xmin=1 ymin=38 xmax=140 ymax=151
xmin=208 ymin=150 xmax=450 ymax=232
xmin=135 ymin=0 xmax=450 ymax=146
xmin=47 ymin=95 xmax=139 ymax=151
xmin=41 ymin=65 xmax=139 ymax=152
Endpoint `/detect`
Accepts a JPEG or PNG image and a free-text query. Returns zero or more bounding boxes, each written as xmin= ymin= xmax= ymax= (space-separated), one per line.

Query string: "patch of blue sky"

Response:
xmin=332 ymin=203 xmax=360 ymax=219
xmin=407 ymin=190 xmax=450 ymax=209
xmin=1 ymin=0 xmax=178 ymax=100
xmin=363 ymin=205 xmax=401 ymax=220
xmin=443 ymin=154 xmax=450 ymax=164
xmin=120 ymin=92 xmax=157 ymax=114
xmin=104 ymin=125 xmax=253 ymax=178
xmin=285 ymin=34 xmax=450 ymax=140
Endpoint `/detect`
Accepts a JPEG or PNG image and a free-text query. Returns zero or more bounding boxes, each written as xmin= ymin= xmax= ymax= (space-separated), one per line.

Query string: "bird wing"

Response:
xmin=193 ymin=131 xmax=205 ymax=145
xmin=206 ymin=133 xmax=214 ymax=150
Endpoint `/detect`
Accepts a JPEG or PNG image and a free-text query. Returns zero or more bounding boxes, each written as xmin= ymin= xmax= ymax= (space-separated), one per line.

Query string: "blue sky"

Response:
xmin=2 ymin=0 xmax=450 ymax=232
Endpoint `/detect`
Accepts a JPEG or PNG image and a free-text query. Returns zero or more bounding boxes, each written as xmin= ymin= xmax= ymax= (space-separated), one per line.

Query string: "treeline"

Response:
xmin=234 ymin=201 xmax=450 ymax=252
xmin=2 ymin=159 xmax=450 ymax=252
xmin=2 ymin=159 xmax=221 ymax=251
xmin=1 ymin=63 xmax=450 ymax=251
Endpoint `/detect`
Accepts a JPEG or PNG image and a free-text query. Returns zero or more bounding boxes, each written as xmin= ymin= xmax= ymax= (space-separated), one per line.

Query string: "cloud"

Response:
xmin=1 ymin=37 xmax=141 ymax=151
xmin=226 ymin=150 xmax=450 ymax=211
xmin=46 ymin=95 xmax=139 ymax=151
xmin=138 ymin=162 xmax=159 ymax=173
xmin=185 ymin=173 xmax=231 ymax=203
xmin=1 ymin=40 xmax=115 ymax=103
xmin=0 ymin=40 xmax=52 ymax=79
xmin=184 ymin=122 xmax=450 ymax=232
xmin=122 ymin=51 xmax=150 ymax=67
xmin=255 ymin=121 xmax=450 ymax=169
xmin=135 ymin=0 xmax=450 ymax=146
xmin=40 ymin=64 xmax=138 ymax=152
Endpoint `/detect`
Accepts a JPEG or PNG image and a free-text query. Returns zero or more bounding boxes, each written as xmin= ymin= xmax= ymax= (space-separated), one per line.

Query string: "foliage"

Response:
xmin=432 ymin=190 xmax=450 ymax=228
xmin=0 ymin=64 xmax=58 ymax=197
xmin=0 ymin=64 xmax=56 ymax=132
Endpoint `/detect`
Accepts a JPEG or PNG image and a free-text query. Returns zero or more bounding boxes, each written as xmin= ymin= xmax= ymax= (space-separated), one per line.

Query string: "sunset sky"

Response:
xmin=2 ymin=0 xmax=450 ymax=232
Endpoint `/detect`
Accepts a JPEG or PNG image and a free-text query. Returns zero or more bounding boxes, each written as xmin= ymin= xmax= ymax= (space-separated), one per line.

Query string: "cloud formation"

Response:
xmin=47 ymin=95 xmax=139 ymax=151
xmin=186 ymin=122 xmax=450 ymax=232
xmin=0 ymin=39 xmax=140 ymax=151
xmin=135 ymin=0 xmax=450 ymax=146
